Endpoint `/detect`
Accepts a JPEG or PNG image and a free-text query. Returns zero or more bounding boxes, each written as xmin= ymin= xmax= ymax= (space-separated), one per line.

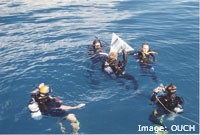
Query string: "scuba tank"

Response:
xmin=28 ymin=98 xmax=42 ymax=120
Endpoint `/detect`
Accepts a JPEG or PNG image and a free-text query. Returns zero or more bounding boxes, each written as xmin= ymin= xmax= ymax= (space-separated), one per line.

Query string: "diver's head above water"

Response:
xmin=93 ymin=39 xmax=102 ymax=49
xmin=141 ymin=43 xmax=150 ymax=53
xmin=39 ymin=85 xmax=52 ymax=97
xmin=109 ymin=52 xmax=118 ymax=61
xmin=165 ymin=83 xmax=177 ymax=96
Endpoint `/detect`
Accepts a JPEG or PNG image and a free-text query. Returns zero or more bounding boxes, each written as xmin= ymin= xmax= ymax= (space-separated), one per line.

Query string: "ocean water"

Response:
xmin=0 ymin=0 xmax=199 ymax=134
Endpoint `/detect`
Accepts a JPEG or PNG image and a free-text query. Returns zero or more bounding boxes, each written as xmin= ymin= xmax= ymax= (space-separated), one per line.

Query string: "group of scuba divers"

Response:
xmin=88 ymin=39 xmax=184 ymax=132
xmin=28 ymin=38 xmax=184 ymax=134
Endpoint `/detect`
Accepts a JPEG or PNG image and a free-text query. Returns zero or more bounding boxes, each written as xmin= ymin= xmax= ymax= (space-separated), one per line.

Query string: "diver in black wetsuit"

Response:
xmin=28 ymin=83 xmax=85 ymax=134
xmin=129 ymin=43 xmax=158 ymax=82
xmin=102 ymin=50 xmax=138 ymax=90
xmin=149 ymin=84 xmax=184 ymax=127
xmin=87 ymin=39 xmax=109 ymax=84
xmin=135 ymin=43 xmax=156 ymax=64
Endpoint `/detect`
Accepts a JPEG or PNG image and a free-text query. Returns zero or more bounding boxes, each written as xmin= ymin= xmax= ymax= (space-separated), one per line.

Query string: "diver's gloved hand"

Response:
xmin=54 ymin=98 xmax=63 ymax=103
xmin=174 ymin=104 xmax=183 ymax=113
xmin=76 ymin=103 xmax=86 ymax=109
xmin=136 ymin=59 xmax=140 ymax=62
xmin=31 ymin=83 xmax=45 ymax=95
xmin=122 ymin=49 xmax=126 ymax=55
xmin=38 ymin=83 xmax=45 ymax=88
xmin=153 ymin=84 xmax=165 ymax=94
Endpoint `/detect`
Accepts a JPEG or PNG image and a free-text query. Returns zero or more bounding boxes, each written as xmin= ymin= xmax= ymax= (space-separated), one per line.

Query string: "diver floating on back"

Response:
xmin=28 ymin=83 xmax=86 ymax=134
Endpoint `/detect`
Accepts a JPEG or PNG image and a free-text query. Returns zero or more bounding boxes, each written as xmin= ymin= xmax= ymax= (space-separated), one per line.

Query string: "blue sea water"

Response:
xmin=0 ymin=0 xmax=199 ymax=134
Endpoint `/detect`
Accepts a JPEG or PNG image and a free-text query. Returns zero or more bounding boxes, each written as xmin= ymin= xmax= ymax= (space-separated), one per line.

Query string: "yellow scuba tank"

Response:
xmin=28 ymin=98 xmax=42 ymax=120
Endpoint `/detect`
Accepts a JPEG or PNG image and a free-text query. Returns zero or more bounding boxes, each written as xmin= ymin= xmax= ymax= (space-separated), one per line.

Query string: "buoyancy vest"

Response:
xmin=33 ymin=94 xmax=54 ymax=113
xmin=157 ymin=94 xmax=184 ymax=112
xmin=140 ymin=50 xmax=157 ymax=63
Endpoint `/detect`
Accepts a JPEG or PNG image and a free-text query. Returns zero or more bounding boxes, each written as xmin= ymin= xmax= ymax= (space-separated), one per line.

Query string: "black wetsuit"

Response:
xmin=149 ymin=92 xmax=184 ymax=126
xmin=136 ymin=51 xmax=155 ymax=64
xmin=102 ymin=51 xmax=138 ymax=90
xmin=151 ymin=93 xmax=184 ymax=113
xmin=129 ymin=50 xmax=157 ymax=82
xmin=128 ymin=50 xmax=156 ymax=65
xmin=103 ymin=59 xmax=126 ymax=76
xmin=102 ymin=51 xmax=127 ymax=77
xmin=30 ymin=93 xmax=68 ymax=117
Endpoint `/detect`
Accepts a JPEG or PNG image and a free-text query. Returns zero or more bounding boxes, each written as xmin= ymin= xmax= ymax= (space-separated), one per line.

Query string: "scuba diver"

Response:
xmin=88 ymin=39 xmax=109 ymax=64
xmin=129 ymin=43 xmax=158 ymax=82
xmin=102 ymin=50 xmax=138 ymax=90
xmin=87 ymin=39 xmax=109 ymax=84
xmin=135 ymin=43 xmax=157 ymax=64
xmin=149 ymin=83 xmax=184 ymax=128
xmin=28 ymin=83 xmax=86 ymax=134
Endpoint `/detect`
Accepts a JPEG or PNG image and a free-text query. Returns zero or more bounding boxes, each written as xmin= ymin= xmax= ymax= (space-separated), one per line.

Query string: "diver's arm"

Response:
xmin=151 ymin=84 xmax=165 ymax=101
xmin=31 ymin=88 xmax=39 ymax=95
xmin=30 ymin=88 xmax=39 ymax=100
xmin=150 ymin=53 xmax=156 ymax=63
xmin=127 ymin=50 xmax=138 ymax=56
xmin=150 ymin=92 xmax=157 ymax=102
xmin=135 ymin=51 xmax=143 ymax=62
xmin=127 ymin=51 xmax=142 ymax=63
xmin=101 ymin=46 xmax=110 ymax=51
xmin=148 ymin=50 xmax=158 ymax=63
xmin=60 ymin=103 xmax=86 ymax=110
xmin=31 ymin=83 xmax=45 ymax=94
xmin=122 ymin=50 xmax=127 ymax=66
xmin=127 ymin=51 xmax=134 ymax=55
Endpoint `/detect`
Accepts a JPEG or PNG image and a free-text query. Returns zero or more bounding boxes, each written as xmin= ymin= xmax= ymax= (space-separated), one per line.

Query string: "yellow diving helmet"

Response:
xmin=39 ymin=85 xmax=51 ymax=95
